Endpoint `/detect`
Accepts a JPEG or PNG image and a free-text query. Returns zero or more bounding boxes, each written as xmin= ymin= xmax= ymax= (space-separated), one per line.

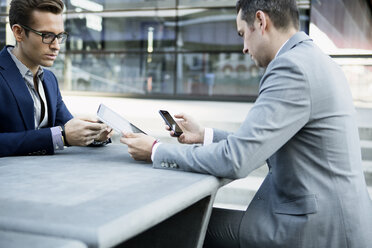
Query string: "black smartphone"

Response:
xmin=158 ymin=110 xmax=183 ymax=137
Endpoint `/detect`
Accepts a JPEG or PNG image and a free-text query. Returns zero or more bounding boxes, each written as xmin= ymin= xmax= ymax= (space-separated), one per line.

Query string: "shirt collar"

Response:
xmin=7 ymin=46 xmax=44 ymax=80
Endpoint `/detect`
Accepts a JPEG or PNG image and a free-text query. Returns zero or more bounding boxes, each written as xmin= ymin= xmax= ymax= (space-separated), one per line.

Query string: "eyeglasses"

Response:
xmin=19 ymin=24 xmax=68 ymax=44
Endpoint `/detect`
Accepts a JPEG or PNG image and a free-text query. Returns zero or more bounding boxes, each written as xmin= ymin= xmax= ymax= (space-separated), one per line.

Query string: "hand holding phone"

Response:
xmin=159 ymin=110 xmax=183 ymax=137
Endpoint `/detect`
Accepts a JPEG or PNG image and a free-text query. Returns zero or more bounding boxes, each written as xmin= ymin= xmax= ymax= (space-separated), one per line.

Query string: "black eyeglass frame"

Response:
xmin=19 ymin=24 xmax=69 ymax=44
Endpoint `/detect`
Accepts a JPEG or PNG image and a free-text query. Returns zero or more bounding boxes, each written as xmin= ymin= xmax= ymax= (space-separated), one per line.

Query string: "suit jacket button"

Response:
xmin=42 ymin=150 xmax=46 ymax=155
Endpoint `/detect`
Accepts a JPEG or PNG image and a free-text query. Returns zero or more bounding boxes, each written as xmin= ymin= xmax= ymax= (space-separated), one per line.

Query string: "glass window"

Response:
xmin=0 ymin=0 xmax=7 ymax=14
xmin=177 ymin=8 xmax=241 ymax=52
xmin=299 ymin=9 xmax=310 ymax=34
xmin=310 ymin=0 xmax=372 ymax=54
xmin=65 ymin=0 xmax=176 ymax=12
xmin=51 ymin=52 xmax=175 ymax=95
xmin=179 ymin=0 xmax=235 ymax=8
xmin=177 ymin=53 xmax=264 ymax=97
xmin=49 ymin=0 xmax=321 ymax=101
xmin=65 ymin=10 xmax=176 ymax=52
xmin=180 ymin=0 xmax=309 ymax=8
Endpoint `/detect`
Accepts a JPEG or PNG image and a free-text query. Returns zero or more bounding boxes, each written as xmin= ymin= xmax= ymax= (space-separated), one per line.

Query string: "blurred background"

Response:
xmin=0 ymin=0 xmax=371 ymax=104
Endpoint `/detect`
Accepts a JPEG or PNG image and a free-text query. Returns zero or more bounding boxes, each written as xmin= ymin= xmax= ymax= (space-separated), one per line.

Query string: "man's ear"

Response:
xmin=255 ymin=10 xmax=268 ymax=35
xmin=11 ymin=24 xmax=24 ymax=43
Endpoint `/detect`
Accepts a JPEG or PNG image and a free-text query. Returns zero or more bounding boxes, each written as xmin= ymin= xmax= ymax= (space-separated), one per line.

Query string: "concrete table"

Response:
xmin=0 ymin=230 xmax=87 ymax=248
xmin=0 ymin=145 xmax=222 ymax=248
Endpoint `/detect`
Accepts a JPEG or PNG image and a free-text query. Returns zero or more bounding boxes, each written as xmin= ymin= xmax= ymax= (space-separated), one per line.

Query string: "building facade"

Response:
xmin=0 ymin=0 xmax=371 ymax=102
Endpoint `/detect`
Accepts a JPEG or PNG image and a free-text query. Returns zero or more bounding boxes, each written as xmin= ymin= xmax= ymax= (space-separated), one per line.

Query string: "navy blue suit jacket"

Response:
xmin=0 ymin=46 xmax=73 ymax=156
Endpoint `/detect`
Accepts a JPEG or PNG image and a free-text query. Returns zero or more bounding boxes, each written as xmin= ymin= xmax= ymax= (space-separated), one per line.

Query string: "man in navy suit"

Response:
xmin=0 ymin=0 xmax=111 ymax=157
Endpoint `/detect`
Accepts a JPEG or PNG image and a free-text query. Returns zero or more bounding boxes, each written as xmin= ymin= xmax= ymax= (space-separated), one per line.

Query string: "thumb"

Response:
xmin=175 ymin=113 xmax=188 ymax=125
xmin=122 ymin=132 xmax=136 ymax=138
xmin=174 ymin=113 xmax=185 ymax=119
xmin=76 ymin=114 xmax=98 ymax=122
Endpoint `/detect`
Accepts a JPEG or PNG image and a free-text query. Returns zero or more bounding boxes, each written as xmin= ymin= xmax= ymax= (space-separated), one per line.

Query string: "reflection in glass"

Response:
xmin=178 ymin=8 xmax=241 ymax=52
xmin=51 ymin=0 xmax=339 ymax=101
xmin=65 ymin=0 xmax=176 ymax=12
xmin=310 ymin=0 xmax=372 ymax=54
xmin=51 ymin=52 xmax=175 ymax=95
xmin=177 ymin=7 xmax=309 ymax=52
xmin=179 ymin=0 xmax=234 ymax=8
xmin=65 ymin=11 xmax=176 ymax=51
xmin=177 ymin=53 xmax=264 ymax=96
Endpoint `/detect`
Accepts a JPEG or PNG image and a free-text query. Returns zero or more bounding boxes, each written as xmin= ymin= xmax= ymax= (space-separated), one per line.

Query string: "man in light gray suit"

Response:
xmin=121 ymin=0 xmax=372 ymax=247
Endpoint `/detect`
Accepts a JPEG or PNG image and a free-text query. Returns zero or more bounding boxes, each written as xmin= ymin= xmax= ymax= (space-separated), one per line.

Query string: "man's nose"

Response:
xmin=242 ymin=42 xmax=249 ymax=54
xmin=50 ymin=38 xmax=60 ymax=50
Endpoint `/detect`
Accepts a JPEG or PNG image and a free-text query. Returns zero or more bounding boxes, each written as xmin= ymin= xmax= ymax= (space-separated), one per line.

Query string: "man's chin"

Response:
xmin=41 ymin=60 xmax=55 ymax=68
xmin=253 ymin=58 xmax=266 ymax=68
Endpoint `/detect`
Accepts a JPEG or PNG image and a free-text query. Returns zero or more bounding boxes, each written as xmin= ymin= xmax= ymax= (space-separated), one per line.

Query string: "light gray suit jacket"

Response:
xmin=153 ymin=32 xmax=372 ymax=247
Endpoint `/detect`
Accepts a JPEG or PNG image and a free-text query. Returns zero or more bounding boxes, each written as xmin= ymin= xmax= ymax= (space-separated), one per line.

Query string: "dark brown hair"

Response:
xmin=9 ymin=0 xmax=64 ymax=34
xmin=236 ymin=0 xmax=299 ymax=30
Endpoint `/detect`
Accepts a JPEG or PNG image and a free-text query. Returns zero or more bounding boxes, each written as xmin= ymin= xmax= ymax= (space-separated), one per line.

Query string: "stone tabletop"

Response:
xmin=0 ymin=230 xmax=87 ymax=248
xmin=0 ymin=145 xmax=220 ymax=248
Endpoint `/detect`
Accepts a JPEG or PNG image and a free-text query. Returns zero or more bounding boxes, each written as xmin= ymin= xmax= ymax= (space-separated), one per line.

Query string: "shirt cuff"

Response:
xmin=151 ymin=142 xmax=162 ymax=162
xmin=51 ymin=127 xmax=64 ymax=151
xmin=203 ymin=127 xmax=214 ymax=146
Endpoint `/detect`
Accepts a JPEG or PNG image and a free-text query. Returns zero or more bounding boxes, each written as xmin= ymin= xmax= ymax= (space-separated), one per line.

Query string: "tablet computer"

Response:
xmin=97 ymin=104 xmax=146 ymax=135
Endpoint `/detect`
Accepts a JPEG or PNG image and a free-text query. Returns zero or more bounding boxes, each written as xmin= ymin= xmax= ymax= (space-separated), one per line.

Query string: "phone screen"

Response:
xmin=159 ymin=110 xmax=183 ymax=136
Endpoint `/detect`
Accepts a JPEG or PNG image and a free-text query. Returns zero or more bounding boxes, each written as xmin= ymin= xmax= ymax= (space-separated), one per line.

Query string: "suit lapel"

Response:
xmin=0 ymin=46 xmax=35 ymax=130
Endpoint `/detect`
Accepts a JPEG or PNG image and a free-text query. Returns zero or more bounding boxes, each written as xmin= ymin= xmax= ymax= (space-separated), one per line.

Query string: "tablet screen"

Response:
xmin=97 ymin=104 xmax=146 ymax=135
